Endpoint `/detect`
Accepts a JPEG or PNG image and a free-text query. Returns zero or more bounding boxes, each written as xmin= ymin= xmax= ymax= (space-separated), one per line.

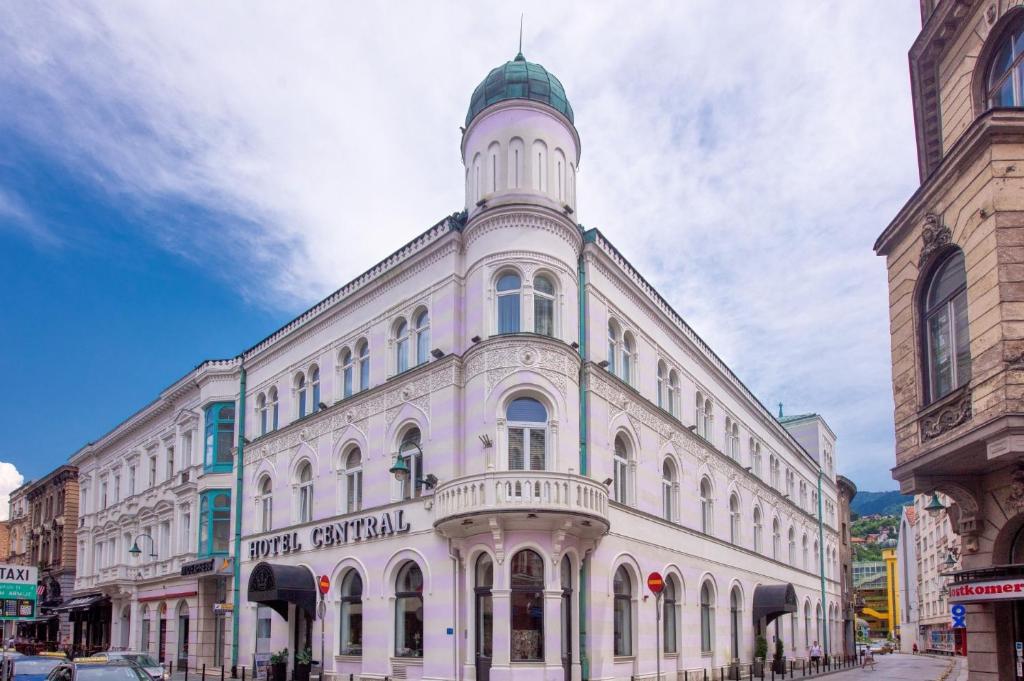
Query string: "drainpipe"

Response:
xmin=577 ymin=250 xmax=589 ymax=681
xmin=817 ymin=469 xmax=828 ymax=656
xmin=231 ymin=361 xmax=247 ymax=672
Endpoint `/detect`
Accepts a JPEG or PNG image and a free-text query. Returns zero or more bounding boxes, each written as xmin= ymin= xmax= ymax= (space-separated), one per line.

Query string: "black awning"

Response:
xmin=752 ymin=584 xmax=798 ymax=626
xmin=51 ymin=594 xmax=108 ymax=612
xmin=247 ymin=562 xmax=316 ymax=620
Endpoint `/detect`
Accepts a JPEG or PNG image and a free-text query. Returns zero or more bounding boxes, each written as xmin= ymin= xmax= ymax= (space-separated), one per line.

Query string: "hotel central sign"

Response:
xmin=248 ymin=509 xmax=411 ymax=559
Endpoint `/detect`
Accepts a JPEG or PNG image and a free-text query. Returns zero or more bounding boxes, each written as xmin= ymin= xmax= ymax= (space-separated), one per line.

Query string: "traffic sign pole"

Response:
xmin=647 ymin=572 xmax=664 ymax=681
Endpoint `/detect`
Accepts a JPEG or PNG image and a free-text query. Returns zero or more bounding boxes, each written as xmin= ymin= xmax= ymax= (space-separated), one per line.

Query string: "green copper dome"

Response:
xmin=466 ymin=53 xmax=574 ymax=127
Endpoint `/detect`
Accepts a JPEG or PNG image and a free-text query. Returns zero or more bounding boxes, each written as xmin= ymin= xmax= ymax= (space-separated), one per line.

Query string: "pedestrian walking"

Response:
xmin=861 ymin=646 xmax=876 ymax=671
xmin=810 ymin=641 xmax=822 ymax=666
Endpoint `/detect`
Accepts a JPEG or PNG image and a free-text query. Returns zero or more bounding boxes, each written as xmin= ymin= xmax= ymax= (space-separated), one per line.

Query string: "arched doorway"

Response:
xmin=176 ymin=601 xmax=190 ymax=670
xmin=157 ymin=602 xmax=168 ymax=663
xmin=560 ymin=556 xmax=572 ymax=681
xmin=474 ymin=555 xmax=492 ymax=681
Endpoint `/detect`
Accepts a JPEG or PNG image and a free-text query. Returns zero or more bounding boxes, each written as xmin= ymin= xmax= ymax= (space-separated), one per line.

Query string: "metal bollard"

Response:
xmin=184 ymin=663 xmax=189 ymax=681
xmin=242 ymin=667 xmax=246 ymax=681
xmin=202 ymin=663 xmax=206 ymax=681
xmin=220 ymin=665 xmax=225 ymax=681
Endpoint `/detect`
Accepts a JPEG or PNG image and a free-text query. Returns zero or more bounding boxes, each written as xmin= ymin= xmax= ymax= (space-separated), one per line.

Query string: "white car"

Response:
xmin=98 ymin=654 xmax=165 ymax=681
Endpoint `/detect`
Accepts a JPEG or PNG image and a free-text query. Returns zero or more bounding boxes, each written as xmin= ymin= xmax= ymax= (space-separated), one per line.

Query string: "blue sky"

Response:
xmin=0 ymin=2 xmax=923 ymax=504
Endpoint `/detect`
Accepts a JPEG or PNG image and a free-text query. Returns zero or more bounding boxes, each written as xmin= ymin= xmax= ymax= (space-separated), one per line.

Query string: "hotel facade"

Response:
xmin=230 ymin=52 xmax=843 ymax=681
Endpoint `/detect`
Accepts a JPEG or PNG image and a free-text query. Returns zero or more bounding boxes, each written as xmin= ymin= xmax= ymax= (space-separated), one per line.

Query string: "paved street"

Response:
xmin=822 ymin=654 xmax=954 ymax=681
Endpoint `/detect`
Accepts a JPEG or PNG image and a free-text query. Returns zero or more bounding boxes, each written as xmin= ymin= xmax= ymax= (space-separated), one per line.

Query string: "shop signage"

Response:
xmin=0 ymin=564 xmax=37 ymax=622
xmin=247 ymin=509 xmax=411 ymax=559
xmin=950 ymin=603 xmax=966 ymax=628
xmin=181 ymin=557 xmax=234 ymax=577
xmin=948 ymin=578 xmax=1024 ymax=603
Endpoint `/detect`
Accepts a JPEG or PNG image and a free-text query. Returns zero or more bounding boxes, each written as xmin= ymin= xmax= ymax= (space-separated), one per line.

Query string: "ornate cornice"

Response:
xmin=463 ymin=208 xmax=583 ymax=257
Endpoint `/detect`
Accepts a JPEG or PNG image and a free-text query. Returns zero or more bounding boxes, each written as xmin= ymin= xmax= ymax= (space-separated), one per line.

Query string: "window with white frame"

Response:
xmin=339 ymin=570 xmax=363 ymax=655
xmin=394 ymin=319 xmax=410 ymax=374
xmin=700 ymin=581 xmax=715 ymax=654
xmin=613 ymin=435 xmax=630 ymax=504
xmin=607 ymin=320 xmax=618 ymax=374
xmin=613 ymin=567 xmax=632 ymax=657
xmin=295 ymin=372 xmax=307 ymax=419
xmin=415 ymin=310 xmax=430 ymax=365
xmin=751 ymin=440 xmax=762 ymax=478
xmin=496 ymin=272 xmax=522 ymax=334
xmin=269 ymin=388 xmax=279 ymax=430
xmin=772 ymin=518 xmax=781 ymax=560
xmin=257 ymin=393 xmax=268 ymax=435
xmin=729 ymin=421 xmax=740 ymax=460
xmin=179 ymin=509 xmax=191 ymax=552
xmin=533 ymin=275 xmax=555 ymax=337
xmin=729 ymin=493 xmax=740 ymax=544
xmin=397 ymin=428 xmax=423 ymax=500
xmin=311 ymin=365 xmax=321 ymax=412
xmin=258 ymin=476 xmax=273 ymax=532
xmin=668 ymin=370 xmax=679 ymax=416
xmin=148 ymin=455 xmax=157 ymax=488
xmin=507 ymin=398 xmax=547 ymax=471
xmin=166 ymin=446 xmax=175 ymax=479
xmin=621 ymin=331 xmax=635 ymax=385
xmin=128 ymin=467 xmax=136 ymax=497
xmin=662 ymin=459 xmax=677 ymax=522
xmin=656 ymin=361 xmax=666 ymax=409
xmin=788 ymin=526 xmax=796 ymax=564
xmin=345 ymin=448 xmax=363 ymax=513
xmin=770 ymin=455 xmax=780 ymax=489
xmin=296 ymin=462 xmax=313 ymax=523
xmin=340 ymin=348 xmax=354 ymax=398
xmin=802 ymin=534 xmax=809 ymax=570
xmin=114 ymin=475 xmax=120 ymax=504
xmin=700 ymin=477 xmax=714 ymax=534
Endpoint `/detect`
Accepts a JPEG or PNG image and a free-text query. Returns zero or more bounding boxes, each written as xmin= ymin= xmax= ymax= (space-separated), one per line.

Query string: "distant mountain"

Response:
xmin=851 ymin=490 xmax=913 ymax=517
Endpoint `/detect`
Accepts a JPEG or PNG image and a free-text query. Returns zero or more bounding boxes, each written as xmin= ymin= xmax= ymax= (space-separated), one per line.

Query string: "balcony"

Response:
xmin=433 ymin=470 xmax=609 ymax=539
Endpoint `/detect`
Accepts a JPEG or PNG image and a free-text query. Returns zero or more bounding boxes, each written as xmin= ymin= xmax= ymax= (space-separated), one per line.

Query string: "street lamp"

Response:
xmin=128 ymin=533 xmax=157 ymax=559
xmin=388 ymin=442 xmax=438 ymax=490
xmin=924 ymin=493 xmax=945 ymax=516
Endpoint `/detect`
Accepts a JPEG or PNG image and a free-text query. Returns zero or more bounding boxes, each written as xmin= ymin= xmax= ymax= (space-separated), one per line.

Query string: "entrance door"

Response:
xmin=560 ymin=556 xmax=572 ymax=681
xmin=475 ymin=555 xmax=493 ymax=681
xmin=213 ymin=614 xmax=224 ymax=667
xmin=158 ymin=617 xmax=167 ymax=663
xmin=177 ymin=610 xmax=189 ymax=670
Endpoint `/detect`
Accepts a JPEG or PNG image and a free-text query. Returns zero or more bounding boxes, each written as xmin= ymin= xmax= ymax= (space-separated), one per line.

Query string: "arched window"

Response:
xmin=751 ymin=441 xmax=761 ymax=477
xmin=508 ymin=138 xmax=524 ymax=189
xmin=397 ymin=428 xmax=423 ymax=500
xmin=140 ymin=604 xmax=151 ymax=653
xmin=357 ymin=340 xmax=370 ymax=391
xmin=394 ymin=319 xmax=410 ymax=374
xmin=488 ymin=142 xmax=500 ymax=194
xmin=663 ymin=576 xmax=678 ymax=654
xmin=496 ymin=272 xmax=522 ymax=334
xmin=613 ymin=435 xmax=630 ymax=504
xmin=700 ymin=477 xmax=714 ymax=534
xmin=311 ymin=366 xmax=321 ymax=413
xmin=703 ymin=398 xmax=713 ymax=441
xmin=560 ymin=556 xmax=572 ymax=666
xmin=345 ymin=448 xmax=362 ymax=513
xmin=730 ymin=422 xmax=740 ymax=460
xmin=340 ymin=349 xmax=354 ymax=399
xmin=534 ymin=275 xmax=555 ymax=337
xmin=257 ymin=393 xmax=267 ymax=436
xmin=700 ymin=581 xmax=714 ymax=654
xmin=770 ymin=456 xmax=780 ymax=488
xmin=203 ymin=402 xmax=235 ymax=472
xmin=788 ymin=527 xmax=796 ymax=564
xmin=656 ymin=361 xmax=666 ymax=409
xmin=730 ymin=587 xmax=742 ymax=661
xmin=339 ymin=570 xmax=363 ymax=655
xmin=772 ymin=518 xmax=781 ymax=560
xmin=476 ymin=555 xmax=493 ymax=663
xmin=510 ymin=550 xmax=544 ymax=661
xmin=532 ymin=139 xmax=548 ymax=192
xmin=922 ymin=250 xmax=971 ymax=402
xmin=258 ymin=476 xmax=272 ymax=533
xmin=415 ymin=310 xmax=430 ymax=366
xmin=804 ymin=601 xmax=811 ymax=647
xmin=753 ymin=506 xmax=763 ymax=553
xmin=621 ymin=331 xmax=635 ymax=384
xmin=269 ymin=388 xmax=279 ymax=430
xmin=394 ymin=562 xmax=424 ymax=658
xmin=613 ymin=566 xmax=632 ymax=656
xmin=802 ymin=534 xmax=809 ymax=570
xmin=507 ymin=398 xmax=547 ymax=471
xmin=297 ymin=462 xmax=313 ymax=523
xmin=813 ymin=540 xmax=820 ymax=574
xmin=815 ymin=602 xmax=823 ymax=642
xmin=986 ymin=19 xmax=1024 ymax=107
xmin=295 ymin=373 xmax=307 ymax=419
xmin=668 ymin=370 xmax=679 ymax=416
xmin=662 ymin=459 xmax=677 ymax=522
xmin=607 ymin=321 xmax=618 ymax=374
xmin=729 ymin=493 xmax=740 ymax=544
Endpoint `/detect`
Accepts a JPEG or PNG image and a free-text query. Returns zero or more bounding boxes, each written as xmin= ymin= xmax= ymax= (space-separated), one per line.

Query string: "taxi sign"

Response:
xmin=647 ymin=571 xmax=664 ymax=594
xmin=318 ymin=575 xmax=330 ymax=594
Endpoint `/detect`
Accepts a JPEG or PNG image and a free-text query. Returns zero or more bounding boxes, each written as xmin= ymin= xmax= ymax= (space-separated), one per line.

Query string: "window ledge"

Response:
xmin=390 ymin=657 xmax=423 ymax=664
xmin=701 ymin=651 xmax=714 ymax=658
xmin=333 ymin=655 xmax=361 ymax=662
xmin=613 ymin=656 xmax=635 ymax=662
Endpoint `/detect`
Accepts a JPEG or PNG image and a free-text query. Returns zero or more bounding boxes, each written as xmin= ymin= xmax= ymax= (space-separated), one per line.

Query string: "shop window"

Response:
xmin=507 ymin=398 xmax=547 ymax=471
xmin=256 ymin=606 xmax=272 ymax=654
xmin=613 ymin=566 xmax=632 ymax=656
xmin=804 ymin=601 xmax=811 ymax=647
xmin=922 ymin=250 xmax=971 ymax=402
xmin=510 ymin=549 xmax=544 ymax=661
xmin=394 ymin=562 xmax=424 ymax=658
xmin=476 ymin=555 xmax=494 ymax=661
xmin=198 ymin=490 xmax=231 ymax=556
xmin=496 ymin=272 xmax=522 ymax=334
xmin=339 ymin=570 xmax=363 ymax=656
xmin=700 ymin=581 xmax=715 ymax=654
xmin=663 ymin=576 xmax=677 ymax=654
xmin=297 ymin=462 xmax=313 ymax=523
xmin=203 ymin=402 xmax=236 ymax=473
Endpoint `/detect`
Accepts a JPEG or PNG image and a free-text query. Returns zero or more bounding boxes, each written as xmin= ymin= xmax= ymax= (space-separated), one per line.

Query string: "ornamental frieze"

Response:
xmin=463 ymin=339 xmax=577 ymax=400
xmin=920 ymin=389 xmax=972 ymax=442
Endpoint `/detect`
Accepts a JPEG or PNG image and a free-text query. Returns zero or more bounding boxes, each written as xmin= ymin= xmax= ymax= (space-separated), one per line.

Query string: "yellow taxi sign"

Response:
xmin=75 ymin=657 xmax=109 ymax=664
xmin=38 ymin=652 xmax=67 ymax=658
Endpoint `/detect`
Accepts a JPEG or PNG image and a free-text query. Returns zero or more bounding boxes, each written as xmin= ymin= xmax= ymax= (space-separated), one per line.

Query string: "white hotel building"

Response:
xmin=63 ymin=50 xmax=843 ymax=681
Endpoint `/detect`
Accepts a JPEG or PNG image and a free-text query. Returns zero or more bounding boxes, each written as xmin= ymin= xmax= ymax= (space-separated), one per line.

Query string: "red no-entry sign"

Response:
xmin=318 ymin=575 xmax=330 ymax=594
xmin=647 ymin=571 xmax=664 ymax=594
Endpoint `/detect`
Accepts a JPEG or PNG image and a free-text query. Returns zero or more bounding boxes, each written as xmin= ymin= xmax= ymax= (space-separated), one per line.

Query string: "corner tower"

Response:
xmin=462 ymin=52 xmax=580 ymax=219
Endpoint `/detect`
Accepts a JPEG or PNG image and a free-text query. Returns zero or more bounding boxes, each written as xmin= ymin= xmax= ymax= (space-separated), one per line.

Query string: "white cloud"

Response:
xmin=0 ymin=463 xmax=24 ymax=521
xmin=0 ymin=2 xmax=922 ymax=489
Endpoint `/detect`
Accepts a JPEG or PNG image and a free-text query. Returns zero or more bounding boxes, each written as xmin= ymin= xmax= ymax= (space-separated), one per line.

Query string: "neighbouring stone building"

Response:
xmin=8 ymin=482 xmax=31 ymax=566
xmin=836 ymin=475 xmax=857 ymax=656
xmin=873 ymin=1 xmax=1024 ymax=678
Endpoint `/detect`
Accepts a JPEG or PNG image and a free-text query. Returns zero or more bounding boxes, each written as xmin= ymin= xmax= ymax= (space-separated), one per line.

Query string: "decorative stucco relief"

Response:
xmin=463 ymin=339 xmax=577 ymax=400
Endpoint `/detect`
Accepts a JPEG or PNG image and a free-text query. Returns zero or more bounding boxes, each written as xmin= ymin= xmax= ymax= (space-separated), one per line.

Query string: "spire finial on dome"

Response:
xmin=516 ymin=14 xmax=525 ymax=61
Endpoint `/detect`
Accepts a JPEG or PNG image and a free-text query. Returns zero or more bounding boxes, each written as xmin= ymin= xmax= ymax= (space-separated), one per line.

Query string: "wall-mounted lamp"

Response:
xmin=478 ymin=434 xmax=493 ymax=448
xmin=128 ymin=533 xmax=157 ymax=559
xmin=601 ymin=478 xmax=613 ymax=487
xmin=925 ymin=492 xmax=945 ymax=517
xmin=318 ymin=402 xmax=328 ymax=411
xmin=597 ymin=360 xmax=610 ymax=368
xmin=744 ymin=467 xmax=752 ymax=472
xmin=687 ymin=425 xmax=698 ymax=431
xmin=471 ymin=336 xmax=482 ymax=343
xmin=389 ymin=442 xmax=439 ymax=490
xmin=570 ymin=342 xmax=579 ymax=350
xmin=431 ymin=348 xmax=444 ymax=359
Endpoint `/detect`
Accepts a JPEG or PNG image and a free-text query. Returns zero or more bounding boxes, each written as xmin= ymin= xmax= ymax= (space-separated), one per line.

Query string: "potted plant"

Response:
xmin=772 ymin=637 xmax=786 ymax=674
xmin=293 ymin=648 xmax=313 ymax=681
xmin=269 ymin=649 xmax=287 ymax=681
xmin=753 ymin=635 xmax=768 ymax=676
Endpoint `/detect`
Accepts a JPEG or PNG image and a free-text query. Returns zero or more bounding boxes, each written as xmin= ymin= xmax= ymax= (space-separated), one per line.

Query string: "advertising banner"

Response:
xmin=0 ymin=565 xmax=37 ymax=621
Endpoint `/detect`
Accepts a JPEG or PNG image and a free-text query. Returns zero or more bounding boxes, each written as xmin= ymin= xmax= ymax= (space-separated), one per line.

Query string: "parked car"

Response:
xmin=11 ymin=655 xmax=66 ymax=681
xmin=97 ymin=654 xmax=165 ymax=681
xmin=45 ymin=658 xmax=150 ymax=681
